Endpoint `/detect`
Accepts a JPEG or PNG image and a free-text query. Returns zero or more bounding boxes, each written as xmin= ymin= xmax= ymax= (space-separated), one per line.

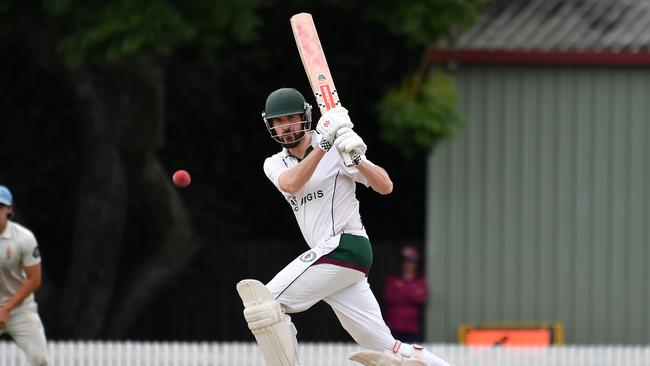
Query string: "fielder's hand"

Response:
xmin=335 ymin=127 xmax=366 ymax=165
xmin=316 ymin=107 xmax=354 ymax=151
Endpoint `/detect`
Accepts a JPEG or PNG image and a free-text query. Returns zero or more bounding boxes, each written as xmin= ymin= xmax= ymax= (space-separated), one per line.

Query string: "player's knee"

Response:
xmin=243 ymin=301 xmax=284 ymax=330
xmin=280 ymin=302 xmax=311 ymax=314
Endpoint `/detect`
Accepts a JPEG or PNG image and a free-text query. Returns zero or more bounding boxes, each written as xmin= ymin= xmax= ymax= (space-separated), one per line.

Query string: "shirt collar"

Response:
xmin=280 ymin=131 xmax=319 ymax=159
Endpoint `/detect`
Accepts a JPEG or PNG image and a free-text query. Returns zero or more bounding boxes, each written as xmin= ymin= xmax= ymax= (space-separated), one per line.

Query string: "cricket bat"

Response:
xmin=290 ymin=13 xmax=354 ymax=167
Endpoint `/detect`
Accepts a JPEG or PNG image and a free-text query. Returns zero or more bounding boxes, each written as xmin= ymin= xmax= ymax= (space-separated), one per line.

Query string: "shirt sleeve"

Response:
xmin=20 ymin=231 xmax=41 ymax=267
xmin=263 ymin=156 xmax=291 ymax=194
xmin=339 ymin=155 xmax=371 ymax=187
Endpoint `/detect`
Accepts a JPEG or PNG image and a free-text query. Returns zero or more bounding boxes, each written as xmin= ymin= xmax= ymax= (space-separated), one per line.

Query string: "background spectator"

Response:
xmin=383 ymin=245 xmax=427 ymax=344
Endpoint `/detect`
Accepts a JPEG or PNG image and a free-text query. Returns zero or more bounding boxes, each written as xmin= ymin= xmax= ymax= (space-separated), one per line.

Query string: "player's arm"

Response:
xmin=357 ymin=160 xmax=393 ymax=195
xmin=2 ymin=264 xmax=41 ymax=312
xmin=0 ymin=264 xmax=41 ymax=327
xmin=278 ymin=147 xmax=326 ymax=194
xmin=403 ymin=279 xmax=428 ymax=304
xmin=279 ymin=107 xmax=353 ymax=194
xmin=335 ymin=127 xmax=393 ymax=195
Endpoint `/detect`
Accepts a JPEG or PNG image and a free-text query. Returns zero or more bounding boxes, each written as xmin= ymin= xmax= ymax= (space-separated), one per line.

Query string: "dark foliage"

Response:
xmin=0 ymin=0 xmax=479 ymax=340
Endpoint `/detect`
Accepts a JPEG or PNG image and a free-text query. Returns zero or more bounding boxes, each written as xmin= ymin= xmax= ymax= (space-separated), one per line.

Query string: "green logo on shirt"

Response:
xmin=300 ymin=251 xmax=317 ymax=262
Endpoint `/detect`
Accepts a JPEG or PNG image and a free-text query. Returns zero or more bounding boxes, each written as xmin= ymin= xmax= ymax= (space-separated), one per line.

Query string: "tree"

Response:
xmin=372 ymin=0 xmax=484 ymax=155
xmin=0 ymin=0 xmax=481 ymax=340
xmin=0 ymin=0 xmax=261 ymax=338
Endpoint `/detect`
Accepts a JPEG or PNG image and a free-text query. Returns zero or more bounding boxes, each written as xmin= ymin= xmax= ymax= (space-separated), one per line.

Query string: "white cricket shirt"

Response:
xmin=0 ymin=221 xmax=41 ymax=312
xmin=264 ymin=131 xmax=372 ymax=248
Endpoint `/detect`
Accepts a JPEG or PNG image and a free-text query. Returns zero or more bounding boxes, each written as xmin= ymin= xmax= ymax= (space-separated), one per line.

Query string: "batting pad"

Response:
xmin=237 ymin=279 xmax=300 ymax=366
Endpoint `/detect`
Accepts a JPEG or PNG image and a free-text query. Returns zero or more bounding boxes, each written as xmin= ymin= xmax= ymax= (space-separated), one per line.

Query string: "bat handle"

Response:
xmin=341 ymin=151 xmax=354 ymax=167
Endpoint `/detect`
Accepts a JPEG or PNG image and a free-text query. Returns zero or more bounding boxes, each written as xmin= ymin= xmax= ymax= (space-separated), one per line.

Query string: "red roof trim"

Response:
xmin=428 ymin=49 xmax=650 ymax=65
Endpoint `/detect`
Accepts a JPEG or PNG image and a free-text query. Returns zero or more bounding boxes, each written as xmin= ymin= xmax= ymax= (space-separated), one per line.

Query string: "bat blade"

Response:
xmin=290 ymin=13 xmax=353 ymax=166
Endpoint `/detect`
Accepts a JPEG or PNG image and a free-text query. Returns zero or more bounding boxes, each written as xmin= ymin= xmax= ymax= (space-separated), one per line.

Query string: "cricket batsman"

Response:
xmin=236 ymin=88 xmax=450 ymax=366
xmin=0 ymin=185 xmax=49 ymax=365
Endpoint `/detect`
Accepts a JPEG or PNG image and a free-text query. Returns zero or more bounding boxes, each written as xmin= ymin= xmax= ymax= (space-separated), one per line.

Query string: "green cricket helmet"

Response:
xmin=262 ymin=88 xmax=312 ymax=148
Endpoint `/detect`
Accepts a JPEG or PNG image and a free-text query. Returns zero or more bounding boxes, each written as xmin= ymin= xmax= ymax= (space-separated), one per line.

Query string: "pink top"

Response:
xmin=383 ymin=274 xmax=428 ymax=333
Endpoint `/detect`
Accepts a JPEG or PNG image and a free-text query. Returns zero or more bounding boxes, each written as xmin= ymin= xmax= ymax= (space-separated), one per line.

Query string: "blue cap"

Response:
xmin=0 ymin=186 xmax=13 ymax=206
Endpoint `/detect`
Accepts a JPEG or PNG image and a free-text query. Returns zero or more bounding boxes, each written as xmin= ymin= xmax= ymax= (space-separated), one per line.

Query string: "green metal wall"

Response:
xmin=425 ymin=65 xmax=650 ymax=344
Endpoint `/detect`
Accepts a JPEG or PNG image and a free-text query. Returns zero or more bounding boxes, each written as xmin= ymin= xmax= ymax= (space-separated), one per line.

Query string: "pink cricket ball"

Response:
xmin=172 ymin=170 xmax=191 ymax=188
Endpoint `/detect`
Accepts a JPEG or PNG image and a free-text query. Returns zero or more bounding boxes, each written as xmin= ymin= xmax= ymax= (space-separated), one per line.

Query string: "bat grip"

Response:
xmin=341 ymin=151 xmax=354 ymax=167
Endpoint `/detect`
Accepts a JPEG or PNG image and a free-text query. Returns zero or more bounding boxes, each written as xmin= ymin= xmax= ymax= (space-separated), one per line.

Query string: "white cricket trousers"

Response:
xmin=0 ymin=310 xmax=49 ymax=366
xmin=267 ymin=263 xmax=450 ymax=366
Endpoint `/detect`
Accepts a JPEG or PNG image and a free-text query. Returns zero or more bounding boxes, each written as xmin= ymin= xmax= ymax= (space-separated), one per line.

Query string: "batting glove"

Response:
xmin=335 ymin=127 xmax=366 ymax=165
xmin=316 ymin=107 xmax=354 ymax=150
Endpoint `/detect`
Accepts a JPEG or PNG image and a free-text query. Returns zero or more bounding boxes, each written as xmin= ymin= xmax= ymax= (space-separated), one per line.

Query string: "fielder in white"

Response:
xmin=0 ymin=185 xmax=49 ymax=366
xmin=236 ymin=88 xmax=450 ymax=366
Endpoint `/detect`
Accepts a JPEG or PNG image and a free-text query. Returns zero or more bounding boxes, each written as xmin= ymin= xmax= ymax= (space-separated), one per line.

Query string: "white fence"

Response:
xmin=1 ymin=341 xmax=650 ymax=365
